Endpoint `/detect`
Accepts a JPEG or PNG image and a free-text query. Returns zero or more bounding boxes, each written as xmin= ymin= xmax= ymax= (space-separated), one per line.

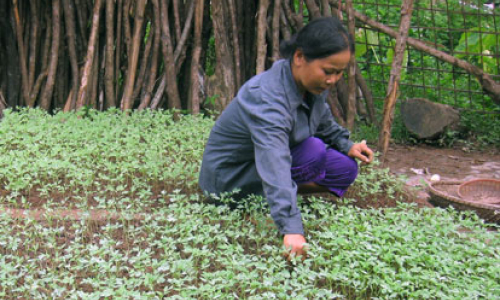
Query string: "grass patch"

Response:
xmin=0 ymin=108 xmax=498 ymax=299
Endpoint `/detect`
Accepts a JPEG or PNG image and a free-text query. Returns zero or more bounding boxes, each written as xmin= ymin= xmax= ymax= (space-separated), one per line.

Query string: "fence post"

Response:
xmin=378 ymin=0 xmax=414 ymax=161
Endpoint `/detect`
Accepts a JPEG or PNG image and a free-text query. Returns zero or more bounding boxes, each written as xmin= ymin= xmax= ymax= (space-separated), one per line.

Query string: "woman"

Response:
xmin=199 ymin=17 xmax=373 ymax=259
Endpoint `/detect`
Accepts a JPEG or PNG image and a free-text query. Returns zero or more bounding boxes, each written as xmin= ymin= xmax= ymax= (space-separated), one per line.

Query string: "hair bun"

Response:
xmin=279 ymin=34 xmax=298 ymax=59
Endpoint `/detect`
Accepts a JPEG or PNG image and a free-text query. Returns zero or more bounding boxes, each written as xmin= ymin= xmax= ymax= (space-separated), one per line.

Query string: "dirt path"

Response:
xmin=383 ymin=143 xmax=500 ymax=204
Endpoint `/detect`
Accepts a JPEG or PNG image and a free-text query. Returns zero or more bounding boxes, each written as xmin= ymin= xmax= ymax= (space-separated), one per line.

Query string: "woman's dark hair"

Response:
xmin=280 ymin=17 xmax=355 ymax=60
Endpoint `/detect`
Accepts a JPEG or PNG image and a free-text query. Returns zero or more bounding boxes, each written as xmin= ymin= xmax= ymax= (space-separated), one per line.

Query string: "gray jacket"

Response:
xmin=199 ymin=59 xmax=353 ymax=235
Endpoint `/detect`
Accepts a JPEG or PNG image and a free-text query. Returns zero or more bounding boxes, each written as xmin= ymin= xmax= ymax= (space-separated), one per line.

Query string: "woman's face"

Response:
xmin=292 ymin=49 xmax=351 ymax=95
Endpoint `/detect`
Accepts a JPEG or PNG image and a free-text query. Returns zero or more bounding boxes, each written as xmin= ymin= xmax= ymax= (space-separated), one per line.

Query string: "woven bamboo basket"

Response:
xmin=458 ymin=179 xmax=500 ymax=204
xmin=428 ymin=180 xmax=500 ymax=224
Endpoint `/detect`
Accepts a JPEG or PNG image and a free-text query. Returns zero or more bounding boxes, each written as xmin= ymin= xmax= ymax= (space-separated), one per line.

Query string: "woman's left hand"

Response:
xmin=348 ymin=140 xmax=374 ymax=164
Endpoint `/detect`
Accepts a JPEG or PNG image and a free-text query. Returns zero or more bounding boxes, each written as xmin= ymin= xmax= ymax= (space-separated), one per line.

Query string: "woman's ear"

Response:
xmin=293 ymin=49 xmax=305 ymax=67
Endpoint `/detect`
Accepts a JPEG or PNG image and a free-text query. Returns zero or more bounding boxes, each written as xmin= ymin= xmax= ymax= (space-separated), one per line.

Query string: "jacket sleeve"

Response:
xmin=239 ymin=89 xmax=304 ymax=236
xmin=315 ymin=102 xmax=354 ymax=155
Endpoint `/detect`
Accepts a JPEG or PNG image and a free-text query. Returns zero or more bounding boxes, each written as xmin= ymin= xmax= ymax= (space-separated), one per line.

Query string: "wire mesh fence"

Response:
xmin=351 ymin=0 xmax=499 ymax=111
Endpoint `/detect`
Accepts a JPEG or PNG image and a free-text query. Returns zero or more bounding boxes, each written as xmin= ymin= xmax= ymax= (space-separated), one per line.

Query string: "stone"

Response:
xmin=400 ymin=98 xmax=460 ymax=139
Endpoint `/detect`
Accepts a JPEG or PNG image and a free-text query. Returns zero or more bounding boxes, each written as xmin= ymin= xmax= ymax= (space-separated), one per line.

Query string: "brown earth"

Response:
xmin=383 ymin=143 xmax=500 ymax=206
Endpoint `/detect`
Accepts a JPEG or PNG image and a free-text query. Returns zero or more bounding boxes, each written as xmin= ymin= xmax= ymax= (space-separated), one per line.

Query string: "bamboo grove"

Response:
xmin=1 ymin=1 xmax=499 ymax=128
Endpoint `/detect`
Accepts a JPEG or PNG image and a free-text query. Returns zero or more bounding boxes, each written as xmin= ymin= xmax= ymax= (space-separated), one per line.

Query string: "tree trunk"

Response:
xmin=74 ymin=0 xmax=87 ymax=50
xmin=39 ymin=0 xmax=61 ymax=110
xmin=131 ymin=26 xmax=153 ymax=106
xmin=378 ymin=0 xmax=414 ymax=158
xmin=0 ymin=89 xmax=7 ymax=118
xmin=28 ymin=1 xmax=40 ymax=90
xmin=104 ymin=0 xmax=116 ymax=108
xmin=188 ymin=0 xmax=205 ymax=114
xmin=355 ymin=65 xmax=377 ymax=125
xmin=76 ymin=0 xmax=102 ymax=109
xmin=121 ymin=0 xmax=147 ymax=111
xmin=304 ymin=0 xmax=321 ymax=19
xmin=40 ymin=4 xmax=52 ymax=73
xmin=228 ymin=0 xmax=241 ymax=87
xmin=321 ymin=0 xmax=331 ymax=17
xmin=115 ymin=0 xmax=123 ymax=104
xmin=328 ymin=88 xmax=346 ymax=127
xmin=279 ymin=7 xmax=291 ymax=41
xmin=282 ymin=0 xmax=301 ymax=31
xmin=62 ymin=0 xmax=80 ymax=111
xmin=159 ymin=0 xmax=182 ymax=109
xmin=271 ymin=0 xmax=281 ymax=62
xmin=255 ymin=0 xmax=268 ymax=74
xmin=12 ymin=0 xmax=30 ymax=106
xmin=139 ymin=0 xmax=162 ymax=110
xmin=173 ymin=0 xmax=195 ymax=73
xmin=212 ymin=0 xmax=236 ymax=107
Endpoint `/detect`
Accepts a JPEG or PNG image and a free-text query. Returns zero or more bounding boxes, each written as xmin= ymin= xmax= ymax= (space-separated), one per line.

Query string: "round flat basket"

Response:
xmin=458 ymin=179 xmax=500 ymax=205
xmin=428 ymin=180 xmax=500 ymax=224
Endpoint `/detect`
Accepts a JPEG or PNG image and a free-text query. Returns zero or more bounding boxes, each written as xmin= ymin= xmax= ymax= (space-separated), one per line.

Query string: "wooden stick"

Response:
xmin=378 ymin=0 xmax=414 ymax=159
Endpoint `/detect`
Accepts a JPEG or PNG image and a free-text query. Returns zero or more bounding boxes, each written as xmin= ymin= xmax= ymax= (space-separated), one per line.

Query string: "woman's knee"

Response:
xmin=325 ymin=149 xmax=359 ymax=184
xmin=291 ymin=137 xmax=326 ymax=167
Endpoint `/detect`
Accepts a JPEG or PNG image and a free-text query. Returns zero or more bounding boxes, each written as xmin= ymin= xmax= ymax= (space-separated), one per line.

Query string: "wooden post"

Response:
xmin=378 ymin=0 xmax=414 ymax=160
xmin=345 ymin=0 xmax=356 ymax=131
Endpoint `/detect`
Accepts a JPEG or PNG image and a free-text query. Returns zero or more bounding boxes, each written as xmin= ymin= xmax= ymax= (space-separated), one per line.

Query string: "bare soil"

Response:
xmin=383 ymin=143 xmax=500 ymax=206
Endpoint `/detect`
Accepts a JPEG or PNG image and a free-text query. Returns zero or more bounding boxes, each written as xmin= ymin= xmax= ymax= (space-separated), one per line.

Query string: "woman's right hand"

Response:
xmin=283 ymin=234 xmax=307 ymax=261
